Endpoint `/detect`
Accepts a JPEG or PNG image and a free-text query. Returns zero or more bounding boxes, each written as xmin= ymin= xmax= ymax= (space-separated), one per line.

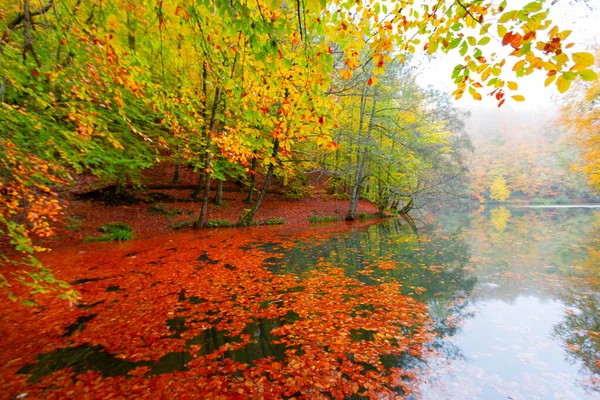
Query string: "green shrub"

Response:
xmin=148 ymin=204 xmax=181 ymax=217
xmin=555 ymin=195 xmax=570 ymax=205
xmin=531 ymin=197 xmax=552 ymax=205
xmin=357 ymin=212 xmax=378 ymax=220
xmin=169 ymin=220 xmax=192 ymax=229
xmin=309 ymin=215 xmax=340 ymax=223
xmin=206 ymin=219 xmax=233 ymax=228
xmin=64 ymin=216 xmax=82 ymax=231
xmin=86 ymin=222 xmax=133 ymax=242
xmin=261 ymin=218 xmax=285 ymax=225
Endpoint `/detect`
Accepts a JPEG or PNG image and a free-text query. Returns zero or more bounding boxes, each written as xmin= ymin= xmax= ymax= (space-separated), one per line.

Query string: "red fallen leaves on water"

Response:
xmin=0 ymin=222 xmax=434 ymax=399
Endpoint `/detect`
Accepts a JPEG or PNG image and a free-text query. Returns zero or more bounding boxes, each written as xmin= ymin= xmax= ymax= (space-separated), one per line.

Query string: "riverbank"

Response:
xmin=46 ymin=169 xmax=381 ymax=249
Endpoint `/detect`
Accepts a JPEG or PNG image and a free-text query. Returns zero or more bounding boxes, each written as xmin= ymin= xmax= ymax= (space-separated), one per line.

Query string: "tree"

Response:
xmin=0 ymin=0 xmax=596 ymax=300
xmin=561 ymin=47 xmax=600 ymax=192
xmin=490 ymin=174 xmax=511 ymax=201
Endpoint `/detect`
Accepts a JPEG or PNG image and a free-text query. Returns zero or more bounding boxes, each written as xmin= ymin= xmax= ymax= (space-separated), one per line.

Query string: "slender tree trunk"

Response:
xmin=240 ymin=139 xmax=279 ymax=226
xmin=213 ymin=179 xmax=223 ymax=205
xmin=191 ymin=172 xmax=203 ymax=199
xmin=173 ymin=145 xmax=180 ymax=184
xmin=399 ymin=197 xmax=413 ymax=214
xmin=244 ymin=154 xmax=257 ymax=204
xmin=194 ymin=86 xmax=221 ymax=228
xmin=192 ymin=64 xmax=210 ymax=200
xmin=347 ymin=88 xmax=377 ymax=221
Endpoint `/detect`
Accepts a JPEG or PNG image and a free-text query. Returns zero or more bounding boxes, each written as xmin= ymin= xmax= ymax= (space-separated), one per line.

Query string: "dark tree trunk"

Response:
xmin=173 ymin=146 xmax=180 ymax=184
xmin=399 ymin=197 xmax=413 ymax=214
xmin=240 ymin=139 xmax=279 ymax=226
xmin=192 ymin=64 xmax=210 ymax=200
xmin=347 ymin=88 xmax=377 ymax=221
xmin=194 ymin=86 xmax=221 ymax=229
xmin=244 ymin=155 xmax=257 ymax=204
xmin=213 ymin=179 xmax=223 ymax=205
xmin=191 ymin=172 xmax=203 ymax=199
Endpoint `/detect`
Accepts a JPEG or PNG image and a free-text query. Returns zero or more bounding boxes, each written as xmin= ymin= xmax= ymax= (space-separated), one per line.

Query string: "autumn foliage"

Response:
xmin=0 ymin=226 xmax=434 ymax=398
xmin=561 ymin=47 xmax=600 ymax=192
xmin=1 ymin=0 xmax=598 ymax=300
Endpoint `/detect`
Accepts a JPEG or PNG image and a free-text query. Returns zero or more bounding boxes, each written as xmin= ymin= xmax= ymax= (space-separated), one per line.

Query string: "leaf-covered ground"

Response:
xmin=44 ymin=168 xmax=381 ymax=246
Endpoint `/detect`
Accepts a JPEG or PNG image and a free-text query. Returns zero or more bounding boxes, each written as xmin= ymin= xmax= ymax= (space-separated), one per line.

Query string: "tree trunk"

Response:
xmin=240 ymin=139 xmax=279 ymax=226
xmin=173 ymin=145 xmax=180 ymax=184
xmin=399 ymin=197 xmax=413 ymax=214
xmin=191 ymin=172 xmax=203 ymax=199
xmin=194 ymin=86 xmax=221 ymax=228
xmin=244 ymin=154 xmax=257 ymax=204
xmin=347 ymin=87 xmax=377 ymax=221
xmin=213 ymin=179 xmax=223 ymax=205
xmin=192 ymin=64 xmax=210 ymax=200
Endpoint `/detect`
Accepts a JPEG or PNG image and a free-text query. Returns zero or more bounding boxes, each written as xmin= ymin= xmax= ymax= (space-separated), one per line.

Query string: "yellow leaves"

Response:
xmin=480 ymin=23 xmax=492 ymax=35
xmin=556 ymin=30 xmax=572 ymax=40
xmin=511 ymin=95 xmax=525 ymax=102
xmin=523 ymin=1 xmax=543 ymax=13
xmin=498 ymin=10 xmax=517 ymax=23
xmin=469 ymin=86 xmax=482 ymax=101
xmin=498 ymin=24 xmax=507 ymax=39
xmin=554 ymin=52 xmax=569 ymax=70
xmin=507 ymin=81 xmax=518 ymax=90
xmin=556 ymin=74 xmax=571 ymax=93
xmin=340 ymin=70 xmax=352 ymax=80
xmin=545 ymin=73 xmax=557 ymax=87
xmin=572 ymin=52 xmax=595 ymax=69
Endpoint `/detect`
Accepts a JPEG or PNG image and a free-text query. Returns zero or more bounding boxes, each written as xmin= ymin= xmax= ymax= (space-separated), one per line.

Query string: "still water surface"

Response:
xmin=266 ymin=206 xmax=600 ymax=399
xmin=16 ymin=206 xmax=599 ymax=398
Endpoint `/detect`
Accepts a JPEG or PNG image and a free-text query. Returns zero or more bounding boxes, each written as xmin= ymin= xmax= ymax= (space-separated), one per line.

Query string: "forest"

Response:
xmin=1 ymin=0 xmax=599 ymax=398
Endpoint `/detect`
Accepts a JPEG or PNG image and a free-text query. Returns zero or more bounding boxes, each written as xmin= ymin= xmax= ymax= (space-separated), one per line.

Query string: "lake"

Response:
xmin=259 ymin=206 xmax=600 ymax=398
xmin=2 ymin=206 xmax=599 ymax=398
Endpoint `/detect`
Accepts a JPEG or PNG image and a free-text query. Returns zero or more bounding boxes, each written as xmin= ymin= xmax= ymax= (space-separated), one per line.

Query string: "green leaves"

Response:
xmin=579 ymin=69 xmax=598 ymax=82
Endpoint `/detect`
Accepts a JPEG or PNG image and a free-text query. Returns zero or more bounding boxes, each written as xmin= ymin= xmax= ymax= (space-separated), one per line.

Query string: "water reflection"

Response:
xmin=252 ymin=206 xmax=600 ymax=398
xmin=422 ymin=207 xmax=600 ymax=399
xmin=14 ymin=207 xmax=600 ymax=398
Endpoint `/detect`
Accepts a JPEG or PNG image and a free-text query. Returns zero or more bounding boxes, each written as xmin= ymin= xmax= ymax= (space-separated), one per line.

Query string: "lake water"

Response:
xmin=7 ymin=206 xmax=599 ymax=398
xmin=262 ymin=206 xmax=600 ymax=398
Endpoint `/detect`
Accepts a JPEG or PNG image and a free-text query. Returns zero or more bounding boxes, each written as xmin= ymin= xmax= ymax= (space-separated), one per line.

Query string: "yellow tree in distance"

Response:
xmin=491 ymin=174 xmax=511 ymax=201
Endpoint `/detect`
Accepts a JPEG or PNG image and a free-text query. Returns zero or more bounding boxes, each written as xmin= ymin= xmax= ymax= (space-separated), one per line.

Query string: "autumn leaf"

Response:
xmin=572 ymin=52 xmax=594 ymax=68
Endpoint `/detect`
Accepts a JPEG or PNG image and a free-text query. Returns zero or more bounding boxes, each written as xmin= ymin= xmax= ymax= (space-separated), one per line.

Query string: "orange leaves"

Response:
xmin=340 ymin=69 xmax=352 ymax=80
xmin=0 ymin=225 xmax=436 ymax=399
xmin=501 ymin=31 xmax=522 ymax=49
xmin=174 ymin=5 xmax=190 ymax=21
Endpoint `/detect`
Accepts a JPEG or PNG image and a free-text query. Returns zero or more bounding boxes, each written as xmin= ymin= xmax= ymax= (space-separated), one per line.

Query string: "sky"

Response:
xmin=415 ymin=0 xmax=600 ymax=112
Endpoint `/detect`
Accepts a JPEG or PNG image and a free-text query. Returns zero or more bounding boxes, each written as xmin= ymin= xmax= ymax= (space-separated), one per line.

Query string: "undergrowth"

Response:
xmin=309 ymin=215 xmax=340 ymax=223
xmin=86 ymin=222 xmax=134 ymax=242
xmin=261 ymin=218 xmax=285 ymax=225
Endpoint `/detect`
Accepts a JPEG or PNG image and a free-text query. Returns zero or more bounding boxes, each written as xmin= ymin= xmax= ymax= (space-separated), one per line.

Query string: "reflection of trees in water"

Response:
xmin=553 ymin=291 xmax=600 ymax=390
xmin=467 ymin=208 xmax=598 ymax=302
xmin=267 ymin=217 xmax=478 ymax=367
xmin=553 ymin=216 xmax=600 ymax=392
xmin=490 ymin=206 xmax=510 ymax=233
